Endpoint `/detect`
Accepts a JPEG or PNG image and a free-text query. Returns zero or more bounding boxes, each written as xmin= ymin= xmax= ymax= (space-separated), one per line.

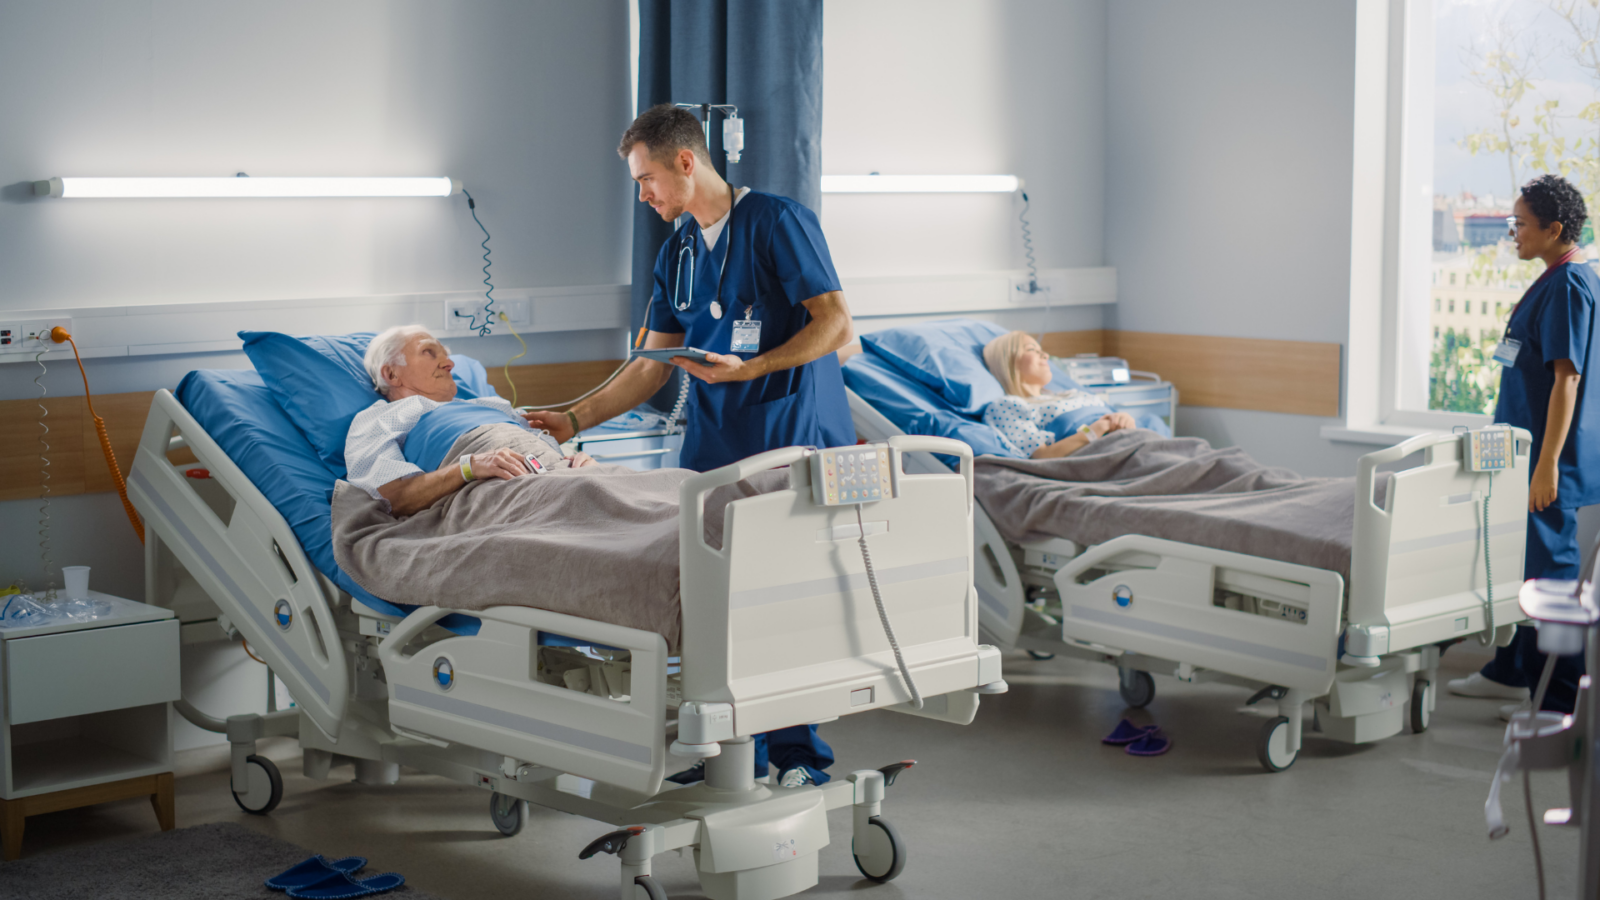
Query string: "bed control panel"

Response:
xmin=1462 ymin=426 xmax=1515 ymax=472
xmin=811 ymin=443 xmax=899 ymax=506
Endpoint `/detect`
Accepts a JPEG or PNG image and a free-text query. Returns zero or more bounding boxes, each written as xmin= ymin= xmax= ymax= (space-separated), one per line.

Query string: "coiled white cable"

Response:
xmin=856 ymin=504 xmax=922 ymax=709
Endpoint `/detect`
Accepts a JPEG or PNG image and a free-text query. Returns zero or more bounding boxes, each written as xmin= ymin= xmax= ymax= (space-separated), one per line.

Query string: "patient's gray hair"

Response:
xmin=365 ymin=325 xmax=437 ymax=397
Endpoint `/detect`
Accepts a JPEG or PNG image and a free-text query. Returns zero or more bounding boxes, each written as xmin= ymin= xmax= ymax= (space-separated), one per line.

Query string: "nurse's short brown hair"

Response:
xmin=619 ymin=104 xmax=711 ymax=165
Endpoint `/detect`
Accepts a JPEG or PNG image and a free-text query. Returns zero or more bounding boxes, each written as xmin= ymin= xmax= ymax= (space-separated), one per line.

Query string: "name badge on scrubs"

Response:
xmin=1492 ymin=338 xmax=1521 ymax=367
xmin=731 ymin=307 xmax=761 ymax=354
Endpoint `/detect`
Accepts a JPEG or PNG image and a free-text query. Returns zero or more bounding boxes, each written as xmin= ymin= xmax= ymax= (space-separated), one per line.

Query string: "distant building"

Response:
xmin=1462 ymin=215 xmax=1509 ymax=247
xmin=1433 ymin=206 xmax=1460 ymax=252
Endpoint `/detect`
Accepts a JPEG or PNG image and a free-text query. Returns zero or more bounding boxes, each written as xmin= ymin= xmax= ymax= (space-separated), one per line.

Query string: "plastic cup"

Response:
xmin=61 ymin=566 xmax=91 ymax=600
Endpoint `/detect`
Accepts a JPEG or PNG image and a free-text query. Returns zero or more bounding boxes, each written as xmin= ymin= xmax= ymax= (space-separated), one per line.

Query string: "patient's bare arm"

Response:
xmin=379 ymin=448 xmax=531 ymax=517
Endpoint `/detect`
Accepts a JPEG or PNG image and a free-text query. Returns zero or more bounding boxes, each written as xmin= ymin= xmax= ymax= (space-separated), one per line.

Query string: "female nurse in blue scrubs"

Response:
xmin=1452 ymin=174 xmax=1598 ymax=718
xmin=527 ymin=104 xmax=854 ymax=789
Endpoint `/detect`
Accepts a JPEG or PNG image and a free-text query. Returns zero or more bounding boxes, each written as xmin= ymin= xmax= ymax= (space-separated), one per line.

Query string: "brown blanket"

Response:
xmin=973 ymin=430 xmax=1356 ymax=580
xmin=331 ymin=423 xmax=781 ymax=648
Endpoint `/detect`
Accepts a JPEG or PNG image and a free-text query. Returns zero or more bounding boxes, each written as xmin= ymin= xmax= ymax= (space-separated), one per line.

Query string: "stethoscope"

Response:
xmin=670 ymin=192 xmax=736 ymax=318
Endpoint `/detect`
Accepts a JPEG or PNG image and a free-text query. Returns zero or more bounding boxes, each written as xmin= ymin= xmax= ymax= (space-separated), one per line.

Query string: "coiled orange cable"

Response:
xmin=53 ymin=327 xmax=144 ymax=543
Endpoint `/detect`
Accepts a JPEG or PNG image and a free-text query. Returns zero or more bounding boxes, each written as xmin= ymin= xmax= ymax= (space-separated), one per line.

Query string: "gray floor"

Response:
xmin=12 ymin=642 xmax=1579 ymax=899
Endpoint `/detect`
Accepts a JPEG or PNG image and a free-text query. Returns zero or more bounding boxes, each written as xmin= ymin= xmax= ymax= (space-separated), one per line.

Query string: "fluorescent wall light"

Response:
xmin=34 ymin=176 xmax=460 ymax=198
xmin=820 ymin=175 xmax=1021 ymax=193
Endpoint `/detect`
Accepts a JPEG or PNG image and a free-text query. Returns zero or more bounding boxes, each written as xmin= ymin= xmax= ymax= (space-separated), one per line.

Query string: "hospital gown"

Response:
xmin=982 ymin=392 xmax=1110 ymax=457
xmin=345 ymin=395 xmax=560 ymax=499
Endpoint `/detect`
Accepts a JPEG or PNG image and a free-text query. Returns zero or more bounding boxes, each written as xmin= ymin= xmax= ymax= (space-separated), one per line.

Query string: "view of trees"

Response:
xmin=1434 ymin=0 xmax=1600 ymax=413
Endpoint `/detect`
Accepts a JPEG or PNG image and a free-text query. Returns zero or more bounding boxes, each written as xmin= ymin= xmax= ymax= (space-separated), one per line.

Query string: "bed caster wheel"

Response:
xmin=1118 ymin=669 xmax=1155 ymax=709
xmin=1026 ymin=650 xmax=1056 ymax=661
xmin=231 ymin=754 xmax=283 ymax=815
xmin=489 ymin=792 xmax=525 ymax=836
xmin=1256 ymin=716 xmax=1297 ymax=773
xmin=1409 ymin=678 xmax=1432 ymax=734
xmin=853 ymin=816 xmax=906 ymax=883
xmin=632 ymin=875 xmax=668 ymax=900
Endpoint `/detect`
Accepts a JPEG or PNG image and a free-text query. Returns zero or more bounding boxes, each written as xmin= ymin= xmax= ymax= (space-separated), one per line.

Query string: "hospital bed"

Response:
xmin=127 ymin=370 xmax=1005 ymax=900
xmin=844 ymin=321 xmax=1529 ymax=772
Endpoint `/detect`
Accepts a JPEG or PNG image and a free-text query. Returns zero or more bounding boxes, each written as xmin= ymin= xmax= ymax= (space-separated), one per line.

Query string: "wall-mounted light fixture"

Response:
xmin=820 ymin=175 xmax=1021 ymax=193
xmin=32 ymin=176 xmax=460 ymax=199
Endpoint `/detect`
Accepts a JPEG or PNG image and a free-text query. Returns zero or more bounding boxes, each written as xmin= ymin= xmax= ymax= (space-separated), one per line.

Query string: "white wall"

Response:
xmin=822 ymin=0 xmax=1109 ymax=337
xmin=0 ymin=1 xmax=635 ymax=597
xmin=1104 ymin=0 xmax=1370 ymax=474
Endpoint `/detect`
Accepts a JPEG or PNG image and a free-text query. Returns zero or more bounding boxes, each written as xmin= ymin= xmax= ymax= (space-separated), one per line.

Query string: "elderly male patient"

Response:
xmin=347 ymin=324 xmax=594 ymax=516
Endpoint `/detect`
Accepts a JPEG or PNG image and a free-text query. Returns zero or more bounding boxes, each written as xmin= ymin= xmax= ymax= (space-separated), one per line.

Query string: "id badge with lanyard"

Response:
xmin=731 ymin=305 xmax=762 ymax=354
xmin=1494 ymin=247 xmax=1582 ymax=367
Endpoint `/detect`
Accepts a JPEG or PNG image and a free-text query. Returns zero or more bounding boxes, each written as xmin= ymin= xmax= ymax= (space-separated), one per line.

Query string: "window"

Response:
xmin=1418 ymin=0 xmax=1599 ymax=415
xmin=1435 ymin=297 xmax=1442 ymax=312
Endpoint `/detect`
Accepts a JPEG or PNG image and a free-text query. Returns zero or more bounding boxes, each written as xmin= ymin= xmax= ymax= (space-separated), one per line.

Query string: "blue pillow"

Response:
xmin=842 ymin=352 xmax=1017 ymax=458
xmin=175 ymin=368 xmax=480 ymax=636
xmin=239 ymin=330 xmax=497 ymax=476
xmin=859 ymin=319 xmax=1009 ymax=415
xmin=859 ymin=318 xmax=1087 ymax=415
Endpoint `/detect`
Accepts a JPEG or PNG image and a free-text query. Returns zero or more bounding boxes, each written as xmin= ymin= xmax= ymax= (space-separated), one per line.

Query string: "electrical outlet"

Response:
xmin=0 ymin=318 xmax=72 ymax=356
xmin=443 ymin=297 xmax=530 ymax=333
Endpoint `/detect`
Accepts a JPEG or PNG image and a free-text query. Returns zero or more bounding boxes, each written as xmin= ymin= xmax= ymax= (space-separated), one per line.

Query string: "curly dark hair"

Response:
xmin=618 ymin=104 xmax=709 ymax=164
xmin=1520 ymin=173 xmax=1588 ymax=245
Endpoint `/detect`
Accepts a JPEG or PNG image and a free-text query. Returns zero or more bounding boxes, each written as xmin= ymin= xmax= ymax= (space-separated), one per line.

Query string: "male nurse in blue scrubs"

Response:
xmin=1448 ymin=174 xmax=1599 ymax=718
xmin=527 ymin=104 xmax=854 ymax=788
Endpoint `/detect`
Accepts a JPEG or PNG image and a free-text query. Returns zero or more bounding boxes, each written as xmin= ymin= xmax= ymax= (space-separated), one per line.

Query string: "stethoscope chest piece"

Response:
xmin=710 ymin=301 xmax=723 ymax=320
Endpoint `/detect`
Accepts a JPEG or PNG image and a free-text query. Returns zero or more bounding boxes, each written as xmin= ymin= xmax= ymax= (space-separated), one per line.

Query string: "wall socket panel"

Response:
xmin=0 ymin=318 xmax=72 ymax=358
xmin=443 ymin=297 xmax=531 ymax=334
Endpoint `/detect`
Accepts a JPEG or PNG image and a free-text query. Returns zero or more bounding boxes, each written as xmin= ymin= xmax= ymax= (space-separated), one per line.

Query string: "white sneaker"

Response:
xmin=1448 ymin=673 xmax=1529 ymax=700
xmin=1500 ymin=701 xmax=1532 ymax=722
xmin=779 ymin=767 xmax=814 ymax=788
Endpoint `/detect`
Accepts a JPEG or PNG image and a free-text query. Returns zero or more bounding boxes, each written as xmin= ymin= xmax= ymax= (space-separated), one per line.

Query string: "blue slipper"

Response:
xmin=1101 ymin=719 xmax=1158 ymax=745
xmin=287 ymin=871 xmax=406 ymax=899
xmin=1126 ymin=731 xmax=1172 ymax=756
xmin=266 ymin=856 xmax=368 ymax=891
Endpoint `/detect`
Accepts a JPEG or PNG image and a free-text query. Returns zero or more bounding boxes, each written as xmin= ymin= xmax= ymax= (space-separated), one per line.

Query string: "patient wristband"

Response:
xmin=459 ymin=454 xmax=474 ymax=482
xmin=565 ymin=410 xmax=580 ymax=435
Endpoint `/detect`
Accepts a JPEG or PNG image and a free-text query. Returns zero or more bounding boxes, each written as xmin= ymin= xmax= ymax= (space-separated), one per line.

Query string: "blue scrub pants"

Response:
xmin=1478 ymin=504 xmax=1585 ymax=713
xmin=753 ymin=725 xmax=834 ymax=784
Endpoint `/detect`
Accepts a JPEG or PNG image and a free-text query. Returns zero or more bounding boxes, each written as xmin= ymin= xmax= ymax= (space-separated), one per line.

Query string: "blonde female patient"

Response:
xmin=981 ymin=331 xmax=1141 ymax=459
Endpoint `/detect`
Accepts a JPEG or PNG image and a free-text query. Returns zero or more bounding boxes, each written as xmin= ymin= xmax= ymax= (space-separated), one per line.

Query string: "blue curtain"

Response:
xmin=630 ymin=0 xmax=825 ymax=337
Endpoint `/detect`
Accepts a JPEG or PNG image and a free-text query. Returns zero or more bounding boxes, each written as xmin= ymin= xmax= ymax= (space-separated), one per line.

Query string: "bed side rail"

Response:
xmin=677 ymin=439 xmax=997 ymax=735
xmin=127 ymin=389 xmax=349 ymax=739
xmin=1055 ymin=535 xmax=1344 ymax=695
xmin=377 ymin=604 xmax=670 ymax=797
xmin=1348 ymin=427 xmax=1531 ymax=651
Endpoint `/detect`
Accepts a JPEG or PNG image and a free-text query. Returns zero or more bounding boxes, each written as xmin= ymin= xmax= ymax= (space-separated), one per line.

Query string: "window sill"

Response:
xmin=1319 ymin=424 xmax=1433 ymax=446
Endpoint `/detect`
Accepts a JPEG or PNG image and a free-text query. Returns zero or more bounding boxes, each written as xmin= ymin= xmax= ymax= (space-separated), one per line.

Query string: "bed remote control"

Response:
xmin=811 ymin=443 xmax=898 ymax=506
xmin=1462 ymin=426 xmax=1514 ymax=473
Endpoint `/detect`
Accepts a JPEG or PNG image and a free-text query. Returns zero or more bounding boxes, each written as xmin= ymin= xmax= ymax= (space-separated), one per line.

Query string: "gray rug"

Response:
xmin=0 ymin=821 xmax=447 ymax=900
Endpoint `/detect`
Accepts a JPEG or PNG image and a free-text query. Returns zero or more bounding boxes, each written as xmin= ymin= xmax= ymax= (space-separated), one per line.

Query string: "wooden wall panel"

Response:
xmin=485 ymin=359 xmax=626 ymax=408
xmin=0 ymin=359 xmax=628 ymax=501
xmin=1038 ymin=330 xmax=1107 ymax=359
xmin=1100 ymin=331 xmax=1341 ymax=416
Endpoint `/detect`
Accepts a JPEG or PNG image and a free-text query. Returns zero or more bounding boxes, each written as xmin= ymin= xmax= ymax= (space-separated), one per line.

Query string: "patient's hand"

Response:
xmin=1092 ymin=412 xmax=1136 ymax=436
xmin=472 ymin=448 xmax=534 ymax=480
xmin=565 ymin=452 xmax=596 ymax=468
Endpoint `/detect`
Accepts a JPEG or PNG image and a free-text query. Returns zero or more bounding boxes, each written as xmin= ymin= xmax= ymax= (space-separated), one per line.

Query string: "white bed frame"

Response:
xmin=128 ymin=389 xmax=1005 ymax=900
xmin=848 ymin=389 xmax=1529 ymax=771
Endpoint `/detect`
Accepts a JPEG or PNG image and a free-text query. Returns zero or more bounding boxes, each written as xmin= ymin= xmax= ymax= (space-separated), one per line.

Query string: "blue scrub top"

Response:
xmin=1493 ymin=260 xmax=1600 ymax=508
xmin=646 ymin=190 xmax=854 ymax=472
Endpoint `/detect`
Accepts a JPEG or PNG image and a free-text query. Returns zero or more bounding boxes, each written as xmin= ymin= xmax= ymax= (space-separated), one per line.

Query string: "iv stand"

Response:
xmin=673 ymin=103 xmax=743 ymax=164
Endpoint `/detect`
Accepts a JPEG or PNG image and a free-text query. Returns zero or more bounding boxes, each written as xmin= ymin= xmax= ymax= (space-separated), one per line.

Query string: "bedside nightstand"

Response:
xmin=0 ymin=591 xmax=180 ymax=859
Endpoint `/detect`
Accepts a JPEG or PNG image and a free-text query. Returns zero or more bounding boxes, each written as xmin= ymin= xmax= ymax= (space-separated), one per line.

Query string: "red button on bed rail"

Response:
xmin=185 ymin=468 xmax=211 ymax=479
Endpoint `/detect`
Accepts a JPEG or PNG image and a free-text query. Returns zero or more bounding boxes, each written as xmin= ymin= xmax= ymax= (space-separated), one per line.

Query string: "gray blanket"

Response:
xmin=973 ymin=430 xmax=1356 ymax=580
xmin=331 ymin=423 xmax=781 ymax=648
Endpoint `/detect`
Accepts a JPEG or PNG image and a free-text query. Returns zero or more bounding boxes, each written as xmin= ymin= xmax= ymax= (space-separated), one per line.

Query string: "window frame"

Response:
xmin=1341 ymin=0 xmax=1494 ymax=438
